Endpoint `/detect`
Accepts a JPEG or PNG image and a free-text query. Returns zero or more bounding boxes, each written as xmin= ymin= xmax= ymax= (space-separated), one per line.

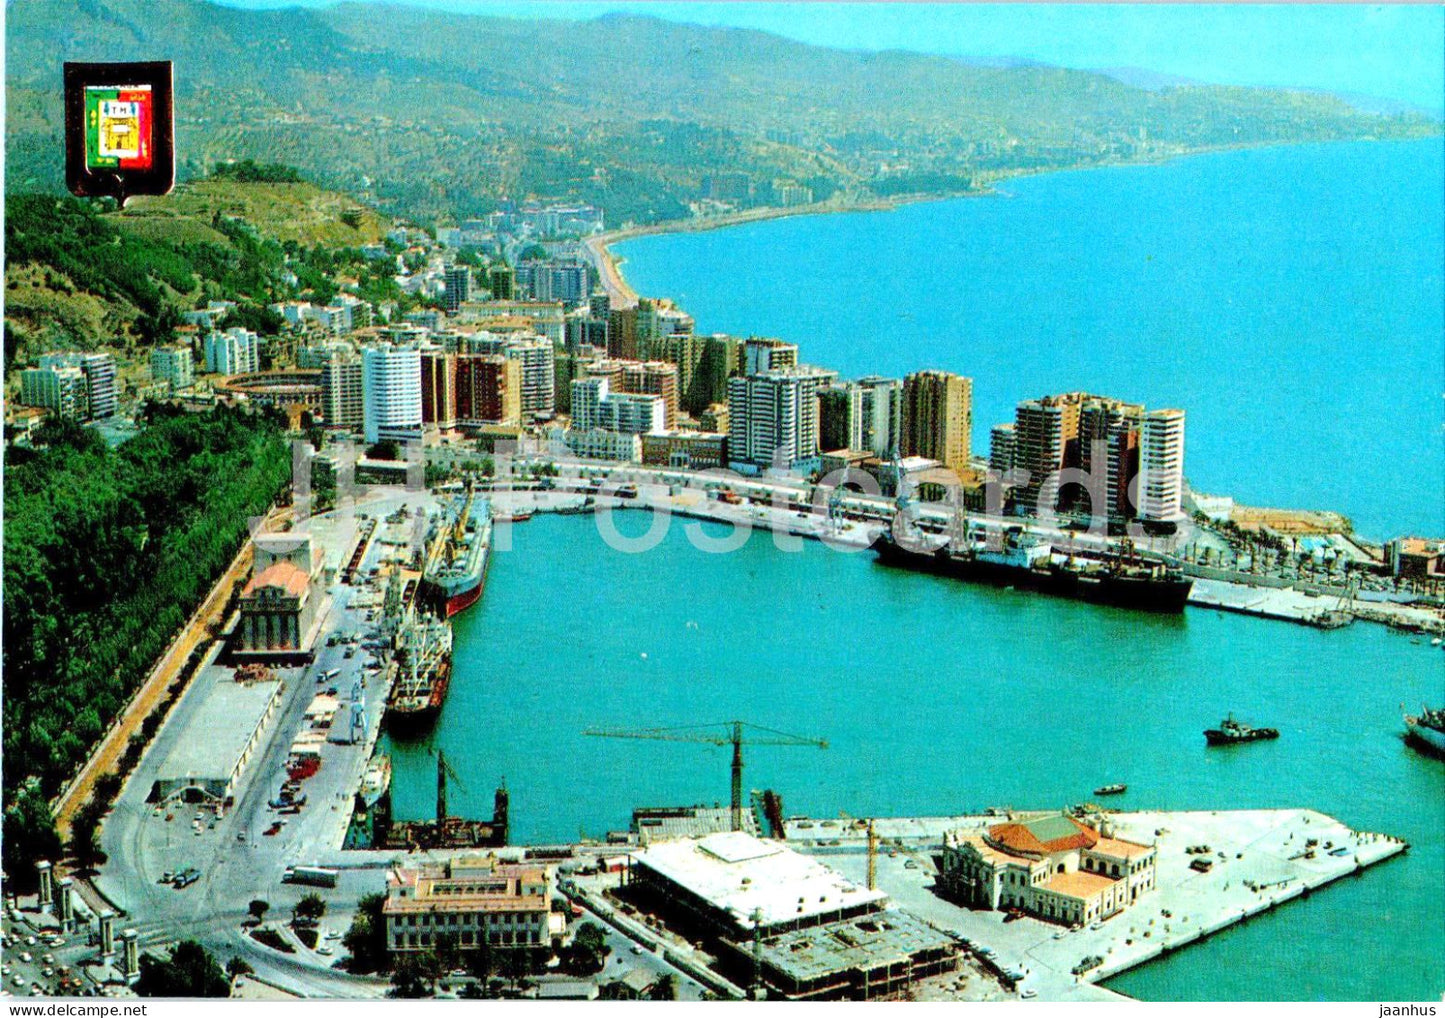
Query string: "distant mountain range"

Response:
xmin=5 ymin=0 xmax=1440 ymax=224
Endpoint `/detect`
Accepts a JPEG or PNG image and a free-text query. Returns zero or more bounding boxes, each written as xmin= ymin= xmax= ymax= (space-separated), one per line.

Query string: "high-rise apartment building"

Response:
xmin=487 ymin=265 xmax=514 ymax=301
xmin=726 ymin=368 xmax=826 ymax=473
xmin=1139 ymin=409 xmax=1186 ymax=523
xmin=743 ymin=337 xmax=799 ymax=376
xmin=20 ymin=364 xmax=89 ymax=419
xmin=456 ymin=355 xmax=520 ymax=427
xmin=420 ymin=350 xmax=457 ymax=430
xmin=857 ymin=376 xmax=904 ymax=458
xmin=1012 ymin=393 xmax=1084 ymax=514
xmin=204 ymin=328 xmax=260 ymax=375
xmin=620 ymin=361 xmax=679 ymax=427
xmin=444 ymin=265 xmax=473 ymax=313
xmin=901 ymin=370 xmax=972 ymax=475
xmin=78 ymin=353 xmax=118 ymax=419
xmin=150 ymin=345 xmax=195 ymax=391
xmin=819 ymin=382 xmax=865 ymax=452
xmin=321 ymin=353 xmax=364 ymax=432
xmin=362 ymin=343 xmax=423 ymax=445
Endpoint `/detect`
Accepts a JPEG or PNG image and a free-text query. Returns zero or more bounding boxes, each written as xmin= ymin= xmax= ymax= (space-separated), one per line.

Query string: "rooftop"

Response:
xmin=633 ymin=831 xmax=887 ymax=931
xmin=155 ymin=677 xmax=281 ymax=785
xmin=1040 ymin=869 xmax=1118 ymax=902
xmin=988 ymin=814 xmax=1098 ymax=857
xmin=243 ymin=561 xmax=312 ymax=598
xmin=1091 ymin=837 xmax=1154 ymax=860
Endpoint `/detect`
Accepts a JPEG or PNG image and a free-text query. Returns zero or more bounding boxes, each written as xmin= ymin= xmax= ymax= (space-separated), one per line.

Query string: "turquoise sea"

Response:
xmin=615 ymin=140 xmax=1445 ymax=543
xmin=386 ymin=141 xmax=1444 ymax=1001
xmin=386 ymin=515 xmax=1445 ymax=1001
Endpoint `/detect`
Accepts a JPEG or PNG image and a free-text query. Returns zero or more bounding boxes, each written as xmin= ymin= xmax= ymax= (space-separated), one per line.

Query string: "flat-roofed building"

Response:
xmin=150 ymin=675 xmax=283 ymax=803
xmin=726 ymin=368 xmax=826 ymax=474
xmin=384 ymin=856 xmax=555 ymax=954
xmin=321 ymin=352 xmax=364 ymax=432
xmin=1385 ymin=537 xmax=1445 ymax=580
xmin=629 ymin=832 xmax=955 ymax=1000
xmin=641 ymin=430 xmax=727 ymax=470
xmin=630 ymin=831 xmax=887 ymax=939
xmin=420 ymin=349 xmax=457 ymax=430
xmin=456 ymin=354 xmax=520 ymax=427
xmin=150 ymin=345 xmax=195 ymax=391
xmin=901 ymin=369 xmax=972 ymax=476
xmin=1139 ymin=408 xmax=1186 ymax=523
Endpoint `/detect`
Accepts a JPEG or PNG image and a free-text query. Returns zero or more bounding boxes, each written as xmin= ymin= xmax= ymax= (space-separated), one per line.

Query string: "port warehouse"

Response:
xmin=626 ymin=832 xmax=958 ymax=999
xmin=149 ymin=671 xmax=282 ymax=802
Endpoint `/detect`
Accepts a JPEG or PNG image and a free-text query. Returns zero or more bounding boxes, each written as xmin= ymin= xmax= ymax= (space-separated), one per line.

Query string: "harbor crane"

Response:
xmin=583 ymin=720 xmax=828 ymax=832
xmin=433 ymin=748 xmax=464 ymax=825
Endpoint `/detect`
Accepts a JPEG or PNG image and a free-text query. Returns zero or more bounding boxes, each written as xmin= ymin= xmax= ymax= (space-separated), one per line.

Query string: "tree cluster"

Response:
xmin=2 ymin=405 xmax=290 ymax=885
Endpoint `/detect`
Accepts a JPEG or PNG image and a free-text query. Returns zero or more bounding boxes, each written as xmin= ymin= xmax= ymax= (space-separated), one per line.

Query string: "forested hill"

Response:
xmin=4 ymin=175 xmax=392 ymax=364
xmin=6 ymin=0 xmax=1439 ymax=224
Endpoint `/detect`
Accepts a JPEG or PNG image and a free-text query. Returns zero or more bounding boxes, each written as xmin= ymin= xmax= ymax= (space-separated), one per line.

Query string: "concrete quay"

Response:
xmin=787 ymin=807 xmax=1406 ymax=1002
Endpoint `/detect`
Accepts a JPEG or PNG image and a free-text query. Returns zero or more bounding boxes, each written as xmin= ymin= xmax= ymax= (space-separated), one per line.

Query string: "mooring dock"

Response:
xmin=786 ymin=807 xmax=1406 ymax=1001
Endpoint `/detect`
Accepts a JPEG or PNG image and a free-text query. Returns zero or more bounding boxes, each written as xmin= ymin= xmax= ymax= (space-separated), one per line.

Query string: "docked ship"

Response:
xmin=385 ymin=609 xmax=453 ymax=732
xmin=420 ymin=486 xmax=493 ymax=618
xmin=872 ymin=519 xmax=1192 ymax=613
xmin=1403 ymin=705 xmax=1445 ymax=758
xmin=1204 ymin=715 xmax=1280 ymax=745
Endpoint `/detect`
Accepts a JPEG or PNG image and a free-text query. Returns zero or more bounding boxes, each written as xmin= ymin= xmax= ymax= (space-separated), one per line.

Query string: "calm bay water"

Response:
xmin=386 ymin=515 xmax=1445 ymax=1001
xmin=615 ymin=140 xmax=1445 ymax=542
xmin=386 ymin=142 xmax=1443 ymax=1000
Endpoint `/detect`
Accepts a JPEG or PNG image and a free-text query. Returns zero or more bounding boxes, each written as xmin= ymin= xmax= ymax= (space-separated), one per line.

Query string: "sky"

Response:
xmin=221 ymin=1 xmax=1445 ymax=113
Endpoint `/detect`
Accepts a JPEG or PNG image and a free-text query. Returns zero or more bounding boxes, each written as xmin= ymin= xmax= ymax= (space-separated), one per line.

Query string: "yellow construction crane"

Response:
xmin=584 ymin=720 xmax=828 ymax=832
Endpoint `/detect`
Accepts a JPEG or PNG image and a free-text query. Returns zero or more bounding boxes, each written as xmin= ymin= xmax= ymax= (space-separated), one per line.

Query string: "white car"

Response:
xmin=317 ymin=944 xmax=334 ymax=956
xmin=1021 ymin=988 xmax=1038 ymax=999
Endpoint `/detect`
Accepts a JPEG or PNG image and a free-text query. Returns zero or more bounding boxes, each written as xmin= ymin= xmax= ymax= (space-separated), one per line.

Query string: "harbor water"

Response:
xmin=386 ymin=514 xmax=1445 ymax=1001
xmin=614 ymin=139 xmax=1445 ymax=542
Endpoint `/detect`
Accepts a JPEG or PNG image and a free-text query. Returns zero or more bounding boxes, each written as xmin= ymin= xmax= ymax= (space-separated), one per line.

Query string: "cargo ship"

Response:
xmin=385 ymin=610 xmax=453 ymax=732
xmin=420 ymin=486 xmax=493 ymax=618
xmin=872 ymin=520 xmax=1192 ymax=613
xmin=1204 ymin=715 xmax=1280 ymax=745
xmin=1403 ymin=705 xmax=1445 ymax=758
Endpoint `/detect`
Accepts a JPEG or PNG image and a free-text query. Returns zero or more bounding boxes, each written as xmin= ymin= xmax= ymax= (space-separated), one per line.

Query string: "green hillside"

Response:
xmin=5 ymin=0 xmax=1437 ymax=224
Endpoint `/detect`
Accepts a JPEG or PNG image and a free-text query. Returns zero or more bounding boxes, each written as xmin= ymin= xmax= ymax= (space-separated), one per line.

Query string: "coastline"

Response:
xmin=583 ymin=134 xmax=1441 ymax=309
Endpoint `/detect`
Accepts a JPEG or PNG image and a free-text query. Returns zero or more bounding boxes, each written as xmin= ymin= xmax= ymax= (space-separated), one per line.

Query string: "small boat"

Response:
xmin=1404 ymin=704 xmax=1445 ymax=758
xmin=1205 ymin=714 xmax=1280 ymax=746
xmin=1093 ymin=783 xmax=1127 ymax=796
xmin=496 ymin=509 xmax=534 ymax=523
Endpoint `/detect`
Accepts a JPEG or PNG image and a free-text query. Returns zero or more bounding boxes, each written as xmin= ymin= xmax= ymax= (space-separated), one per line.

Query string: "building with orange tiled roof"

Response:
xmin=236 ymin=532 xmax=324 ymax=658
xmin=939 ymin=813 xmax=1156 ymax=928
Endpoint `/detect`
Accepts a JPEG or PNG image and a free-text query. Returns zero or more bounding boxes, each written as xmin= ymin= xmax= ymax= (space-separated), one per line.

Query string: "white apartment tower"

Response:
xmin=362 ymin=343 xmax=423 ymax=444
xmin=727 ymin=369 xmax=825 ymax=472
xmin=1138 ymin=408 xmax=1186 ymax=523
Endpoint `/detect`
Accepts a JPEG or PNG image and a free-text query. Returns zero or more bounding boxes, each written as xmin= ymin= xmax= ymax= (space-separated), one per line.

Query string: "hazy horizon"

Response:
xmin=213 ymin=0 xmax=1445 ymax=114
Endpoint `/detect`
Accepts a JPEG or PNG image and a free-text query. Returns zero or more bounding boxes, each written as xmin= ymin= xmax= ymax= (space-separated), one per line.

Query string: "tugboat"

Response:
xmin=872 ymin=513 xmax=1192 ymax=613
xmin=1205 ymin=715 xmax=1280 ymax=746
xmin=385 ymin=609 xmax=453 ymax=732
xmin=1403 ymin=704 xmax=1445 ymax=758
xmin=1093 ymin=783 xmax=1128 ymax=796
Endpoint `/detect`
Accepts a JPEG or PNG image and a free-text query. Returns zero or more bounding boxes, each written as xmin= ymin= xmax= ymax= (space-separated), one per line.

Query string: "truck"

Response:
xmin=283 ymin=865 xmax=340 ymax=888
xmin=173 ymin=868 xmax=200 ymax=889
